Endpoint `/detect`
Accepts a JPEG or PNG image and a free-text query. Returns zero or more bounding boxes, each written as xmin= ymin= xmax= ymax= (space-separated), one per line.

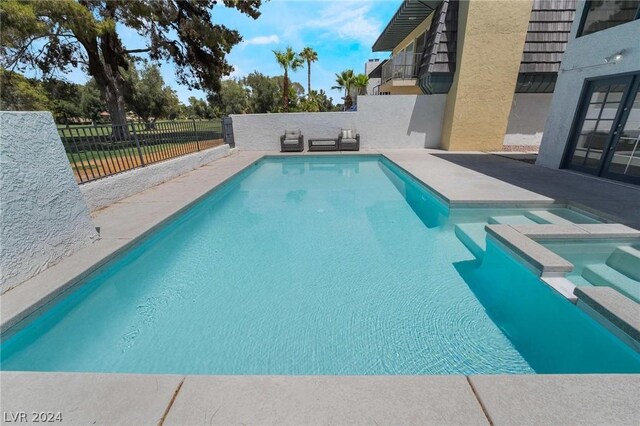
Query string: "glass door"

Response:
xmin=565 ymin=76 xmax=632 ymax=175
xmin=602 ymin=83 xmax=640 ymax=184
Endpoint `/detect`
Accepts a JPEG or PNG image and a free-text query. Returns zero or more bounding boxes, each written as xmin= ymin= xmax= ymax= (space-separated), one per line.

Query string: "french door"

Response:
xmin=564 ymin=73 xmax=640 ymax=184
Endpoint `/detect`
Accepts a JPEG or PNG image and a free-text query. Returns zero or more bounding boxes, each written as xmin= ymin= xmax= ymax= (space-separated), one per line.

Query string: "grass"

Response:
xmin=67 ymin=141 xmax=200 ymax=164
xmin=59 ymin=119 xmax=225 ymax=182
xmin=68 ymin=139 xmax=224 ymax=182
xmin=57 ymin=120 xmax=222 ymax=137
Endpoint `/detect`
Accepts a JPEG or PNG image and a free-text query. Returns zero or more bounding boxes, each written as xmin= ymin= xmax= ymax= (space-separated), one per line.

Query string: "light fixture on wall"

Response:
xmin=604 ymin=50 xmax=626 ymax=63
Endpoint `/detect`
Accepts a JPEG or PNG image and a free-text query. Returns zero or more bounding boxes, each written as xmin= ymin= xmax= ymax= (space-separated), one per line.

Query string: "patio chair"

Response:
xmin=280 ymin=130 xmax=304 ymax=152
xmin=338 ymin=129 xmax=360 ymax=151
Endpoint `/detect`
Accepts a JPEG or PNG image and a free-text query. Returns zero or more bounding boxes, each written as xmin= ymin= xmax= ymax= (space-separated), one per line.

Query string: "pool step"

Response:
xmin=606 ymin=246 xmax=640 ymax=282
xmin=488 ymin=215 xmax=538 ymax=225
xmin=582 ymin=264 xmax=640 ymax=303
xmin=525 ymin=210 xmax=574 ymax=225
xmin=454 ymin=223 xmax=487 ymax=259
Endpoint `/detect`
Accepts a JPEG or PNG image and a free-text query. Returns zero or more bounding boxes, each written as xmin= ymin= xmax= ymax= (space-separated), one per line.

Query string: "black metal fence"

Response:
xmin=58 ymin=119 xmax=224 ymax=183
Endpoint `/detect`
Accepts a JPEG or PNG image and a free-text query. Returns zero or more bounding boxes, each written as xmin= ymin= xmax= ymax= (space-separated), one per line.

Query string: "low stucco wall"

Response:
xmin=503 ymin=93 xmax=553 ymax=146
xmin=537 ymin=1 xmax=640 ymax=168
xmin=357 ymin=95 xmax=445 ymax=149
xmin=231 ymin=95 xmax=445 ymax=150
xmin=0 ymin=112 xmax=98 ymax=293
xmin=231 ymin=112 xmax=356 ymax=150
xmin=81 ymin=144 xmax=232 ymax=211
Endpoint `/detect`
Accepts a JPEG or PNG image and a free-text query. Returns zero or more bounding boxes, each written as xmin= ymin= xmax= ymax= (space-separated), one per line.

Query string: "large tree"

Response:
xmin=299 ymin=47 xmax=318 ymax=97
xmin=187 ymin=96 xmax=215 ymax=119
xmin=126 ymin=63 xmax=180 ymax=125
xmin=79 ymin=79 xmax=107 ymax=123
xmin=0 ymin=68 xmax=49 ymax=111
xmin=208 ymin=79 xmax=249 ymax=116
xmin=1 ymin=0 xmax=261 ymax=130
xmin=273 ymin=47 xmax=303 ymax=112
xmin=41 ymin=78 xmax=82 ymax=123
xmin=243 ymin=71 xmax=280 ymax=113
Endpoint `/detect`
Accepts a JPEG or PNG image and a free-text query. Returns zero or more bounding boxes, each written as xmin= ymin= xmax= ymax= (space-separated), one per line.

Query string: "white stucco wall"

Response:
xmin=537 ymin=1 xmax=640 ymax=168
xmin=231 ymin=95 xmax=445 ymax=150
xmin=357 ymin=95 xmax=446 ymax=148
xmin=0 ymin=112 xmax=99 ymax=293
xmin=81 ymin=144 xmax=231 ymax=211
xmin=231 ymin=112 xmax=357 ymax=150
xmin=503 ymin=93 xmax=553 ymax=146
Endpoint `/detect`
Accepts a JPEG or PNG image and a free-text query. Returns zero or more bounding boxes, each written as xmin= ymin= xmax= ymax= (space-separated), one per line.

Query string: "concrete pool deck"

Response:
xmin=2 ymin=149 xmax=640 ymax=424
xmin=1 ymin=371 xmax=639 ymax=425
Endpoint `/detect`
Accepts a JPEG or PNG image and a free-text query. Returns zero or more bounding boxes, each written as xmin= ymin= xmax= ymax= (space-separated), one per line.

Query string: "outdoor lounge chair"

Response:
xmin=280 ymin=130 xmax=304 ymax=152
xmin=338 ymin=129 xmax=360 ymax=151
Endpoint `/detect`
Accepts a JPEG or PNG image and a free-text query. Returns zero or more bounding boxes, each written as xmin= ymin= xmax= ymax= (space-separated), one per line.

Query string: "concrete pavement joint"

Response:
xmin=159 ymin=377 xmax=185 ymax=426
xmin=466 ymin=376 xmax=494 ymax=426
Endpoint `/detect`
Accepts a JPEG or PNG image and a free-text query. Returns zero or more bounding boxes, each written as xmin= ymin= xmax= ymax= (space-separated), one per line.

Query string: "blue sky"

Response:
xmin=61 ymin=0 xmax=400 ymax=104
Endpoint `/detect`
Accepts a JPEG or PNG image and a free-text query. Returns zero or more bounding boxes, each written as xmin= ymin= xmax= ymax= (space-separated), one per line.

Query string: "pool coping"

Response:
xmin=2 ymin=150 xmax=640 ymax=424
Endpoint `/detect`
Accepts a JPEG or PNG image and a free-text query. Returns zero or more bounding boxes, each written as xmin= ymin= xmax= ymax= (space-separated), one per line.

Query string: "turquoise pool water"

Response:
xmin=2 ymin=156 xmax=639 ymax=374
xmin=539 ymin=239 xmax=640 ymax=302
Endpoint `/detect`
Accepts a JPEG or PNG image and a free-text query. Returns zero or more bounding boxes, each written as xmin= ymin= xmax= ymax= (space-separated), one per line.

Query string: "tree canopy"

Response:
xmin=1 ymin=66 xmax=337 ymax=122
xmin=273 ymin=47 xmax=303 ymax=112
xmin=125 ymin=63 xmax=181 ymax=123
xmin=1 ymin=0 xmax=262 ymax=126
xmin=299 ymin=46 xmax=318 ymax=96
xmin=0 ymin=69 xmax=49 ymax=111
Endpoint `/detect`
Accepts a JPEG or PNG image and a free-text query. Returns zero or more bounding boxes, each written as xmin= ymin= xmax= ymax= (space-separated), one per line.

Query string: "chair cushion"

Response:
xmin=285 ymin=130 xmax=301 ymax=138
xmin=283 ymin=139 xmax=300 ymax=145
xmin=341 ymin=138 xmax=357 ymax=144
xmin=341 ymin=129 xmax=353 ymax=139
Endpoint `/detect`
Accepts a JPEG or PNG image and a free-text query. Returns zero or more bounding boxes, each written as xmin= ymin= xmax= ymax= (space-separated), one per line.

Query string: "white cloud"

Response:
xmin=241 ymin=35 xmax=281 ymax=46
xmin=303 ymin=1 xmax=382 ymax=45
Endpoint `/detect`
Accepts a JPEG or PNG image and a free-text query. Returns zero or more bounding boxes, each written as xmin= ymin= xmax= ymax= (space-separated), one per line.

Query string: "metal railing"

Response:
xmin=381 ymin=52 xmax=423 ymax=83
xmin=58 ymin=119 xmax=224 ymax=184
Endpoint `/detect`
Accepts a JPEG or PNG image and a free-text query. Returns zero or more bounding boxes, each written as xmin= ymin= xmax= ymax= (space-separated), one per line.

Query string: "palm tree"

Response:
xmin=331 ymin=69 xmax=355 ymax=110
xmin=354 ymin=73 xmax=369 ymax=96
xmin=273 ymin=47 xmax=303 ymax=112
xmin=299 ymin=47 xmax=318 ymax=96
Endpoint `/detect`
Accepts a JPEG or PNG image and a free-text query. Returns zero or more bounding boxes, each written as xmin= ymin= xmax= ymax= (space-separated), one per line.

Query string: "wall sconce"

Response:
xmin=605 ymin=50 xmax=626 ymax=63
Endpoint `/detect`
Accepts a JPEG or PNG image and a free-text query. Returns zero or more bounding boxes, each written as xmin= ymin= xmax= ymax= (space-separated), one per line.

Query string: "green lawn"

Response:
xmin=57 ymin=120 xmax=222 ymax=138
xmin=67 ymin=139 xmax=222 ymax=164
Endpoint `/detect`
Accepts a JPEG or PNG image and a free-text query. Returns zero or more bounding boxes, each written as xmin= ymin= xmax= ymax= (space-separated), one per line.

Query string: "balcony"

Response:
xmin=381 ymin=52 xmax=422 ymax=82
xmin=379 ymin=52 xmax=423 ymax=95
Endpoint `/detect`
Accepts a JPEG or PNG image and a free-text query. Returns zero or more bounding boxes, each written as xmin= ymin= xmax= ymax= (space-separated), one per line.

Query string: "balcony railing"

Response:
xmin=381 ymin=53 xmax=423 ymax=83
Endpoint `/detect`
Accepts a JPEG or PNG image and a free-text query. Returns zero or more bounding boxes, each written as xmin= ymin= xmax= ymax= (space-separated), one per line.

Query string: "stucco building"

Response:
xmin=537 ymin=0 xmax=640 ymax=185
xmin=367 ymin=0 xmax=578 ymax=150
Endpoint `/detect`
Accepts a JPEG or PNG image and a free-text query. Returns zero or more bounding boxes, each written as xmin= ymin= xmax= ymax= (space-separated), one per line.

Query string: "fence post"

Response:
xmin=192 ymin=118 xmax=200 ymax=151
xmin=130 ymin=122 xmax=146 ymax=166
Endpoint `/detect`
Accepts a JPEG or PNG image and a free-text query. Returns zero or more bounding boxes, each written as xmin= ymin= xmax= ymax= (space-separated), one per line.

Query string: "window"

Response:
xmin=578 ymin=0 xmax=640 ymax=36
xmin=564 ymin=73 xmax=640 ymax=184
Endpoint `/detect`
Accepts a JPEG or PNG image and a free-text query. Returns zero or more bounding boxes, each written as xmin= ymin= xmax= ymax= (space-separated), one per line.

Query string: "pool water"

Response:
xmin=539 ymin=239 xmax=640 ymax=302
xmin=2 ymin=156 xmax=639 ymax=374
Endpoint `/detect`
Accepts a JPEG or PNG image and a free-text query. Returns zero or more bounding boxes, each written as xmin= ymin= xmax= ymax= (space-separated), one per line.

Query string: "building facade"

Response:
xmin=368 ymin=0 xmax=578 ymax=151
xmin=364 ymin=59 xmax=383 ymax=95
xmin=537 ymin=0 xmax=640 ymax=185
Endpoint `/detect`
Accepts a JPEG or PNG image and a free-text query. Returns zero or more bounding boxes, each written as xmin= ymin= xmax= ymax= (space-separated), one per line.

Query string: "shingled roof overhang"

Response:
xmin=372 ymin=0 xmax=442 ymax=52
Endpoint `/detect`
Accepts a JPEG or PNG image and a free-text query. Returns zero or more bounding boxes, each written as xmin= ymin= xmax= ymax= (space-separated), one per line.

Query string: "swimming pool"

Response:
xmin=2 ymin=156 xmax=639 ymax=374
xmin=539 ymin=239 xmax=640 ymax=302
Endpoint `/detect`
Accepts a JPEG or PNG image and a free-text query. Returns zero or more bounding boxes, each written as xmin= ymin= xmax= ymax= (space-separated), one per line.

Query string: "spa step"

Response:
xmin=582 ymin=264 xmax=640 ymax=303
xmin=525 ymin=210 xmax=574 ymax=225
xmin=455 ymin=223 xmax=487 ymax=259
xmin=488 ymin=215 xmax=537 ymax=225
xmin=606 ymin=246 xmax=640 ymax=282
